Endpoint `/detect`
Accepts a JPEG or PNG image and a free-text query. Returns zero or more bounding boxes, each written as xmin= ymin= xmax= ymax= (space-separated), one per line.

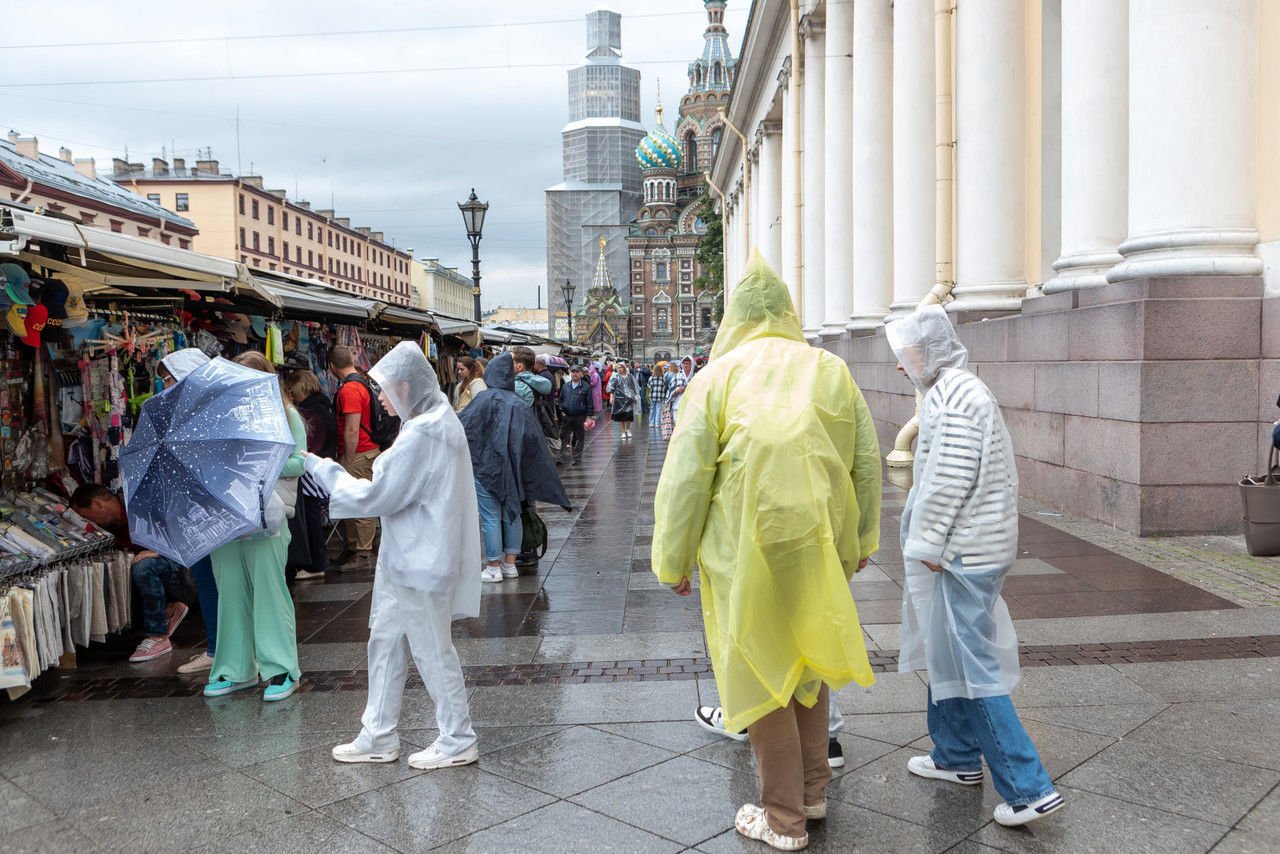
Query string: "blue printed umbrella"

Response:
xmin=120 ymin=357 xmax=295 ymax=566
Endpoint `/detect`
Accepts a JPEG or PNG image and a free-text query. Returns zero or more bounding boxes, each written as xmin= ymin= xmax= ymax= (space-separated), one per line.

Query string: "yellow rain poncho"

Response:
xmin=652 ymin=254 xmax=882 ymax=732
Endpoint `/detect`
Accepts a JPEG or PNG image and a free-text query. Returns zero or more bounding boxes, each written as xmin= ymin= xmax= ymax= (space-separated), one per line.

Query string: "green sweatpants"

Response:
xmin=209 ymin=529 xmax=301 ymax=684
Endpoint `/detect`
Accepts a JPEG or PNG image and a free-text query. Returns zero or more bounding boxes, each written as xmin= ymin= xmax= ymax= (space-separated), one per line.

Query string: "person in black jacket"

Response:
xmin=557 ymin=363 xmax=594 ymax=466
xmin=286 ymin=369 xmax=338 ymax=580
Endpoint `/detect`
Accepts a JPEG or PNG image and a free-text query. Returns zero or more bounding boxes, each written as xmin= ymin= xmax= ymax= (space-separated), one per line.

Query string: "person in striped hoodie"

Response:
xmin=886 ymin=304 xmax=1064 ymax=828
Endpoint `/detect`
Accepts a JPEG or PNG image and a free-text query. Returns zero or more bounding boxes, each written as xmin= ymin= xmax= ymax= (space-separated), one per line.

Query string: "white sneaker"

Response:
xmin=480 ymin=566 xmax=504 ymax=583
xmin=695 ymin=706 xmax=750 ymax=742
xmin=500 ymin=563 xmax=519 ymax=579
xmin=332 ymin=741 xmax=400 ymax=764
xmin=177 ymin=651 xmax=214 ymax=675
xmin=408 ymin=743 xmax=479 ymax=771
xmin=907 ymin=754 xmax=985 ymax=786
xmin=994 ymin=791 xmax=1065 ymax=827
xmin=735 ymin=804 xmax=808 ymax=851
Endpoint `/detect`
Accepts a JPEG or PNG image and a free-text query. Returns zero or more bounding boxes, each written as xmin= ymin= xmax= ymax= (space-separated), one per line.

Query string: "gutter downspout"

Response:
xmin=704 ymin=172 xmax=730 ymax=290
xmin=887 ymin=0 xmax=957 ymax=468
xmin=15 ymin=178 xmax=35 ymax=205
xmin=719 ymin=109 xmax=752 ymax=298
xmin=790 ymin=0 xmax=804 ymax=319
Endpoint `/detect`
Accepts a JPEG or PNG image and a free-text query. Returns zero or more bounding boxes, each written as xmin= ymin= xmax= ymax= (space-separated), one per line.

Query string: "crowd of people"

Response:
xmin=62 ymin=254 xmax=1061 ymax=850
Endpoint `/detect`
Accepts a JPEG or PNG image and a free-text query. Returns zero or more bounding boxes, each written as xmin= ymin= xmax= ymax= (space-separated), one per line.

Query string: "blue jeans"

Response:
xmin=191 ymin=556 xmax=217 ymax=655
xmin=927 ymin=687 xmax=1055 ymax=807
xmin=131 ymin=555 xmax=187 ymax=638
xmin=475 ymin=481 xmax=522 ymax=562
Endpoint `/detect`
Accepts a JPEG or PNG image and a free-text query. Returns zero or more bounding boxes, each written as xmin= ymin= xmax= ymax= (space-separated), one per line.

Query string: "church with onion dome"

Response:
xmin=625 ymin=0 xmax=736 ymax=363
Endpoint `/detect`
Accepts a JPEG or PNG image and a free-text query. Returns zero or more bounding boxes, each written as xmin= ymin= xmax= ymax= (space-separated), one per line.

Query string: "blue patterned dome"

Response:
xmin=636 ymin=104 xmax=682 ymax=170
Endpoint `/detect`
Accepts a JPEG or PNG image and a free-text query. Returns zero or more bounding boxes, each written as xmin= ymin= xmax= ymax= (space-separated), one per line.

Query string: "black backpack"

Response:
xmin=339 ymin=375 xmax=400 ymax=450
xmin=520 ymin=503 xmax=549 ymax=558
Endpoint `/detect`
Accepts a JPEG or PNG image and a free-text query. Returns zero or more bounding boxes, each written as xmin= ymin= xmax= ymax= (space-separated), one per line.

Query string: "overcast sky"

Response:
xmin=1 ymin=1 xmax=748 ymax=311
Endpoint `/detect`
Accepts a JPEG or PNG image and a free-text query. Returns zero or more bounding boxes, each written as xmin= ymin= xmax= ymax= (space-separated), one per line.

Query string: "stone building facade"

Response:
xmin=710 ymin=0 xmax=1280 ymax=536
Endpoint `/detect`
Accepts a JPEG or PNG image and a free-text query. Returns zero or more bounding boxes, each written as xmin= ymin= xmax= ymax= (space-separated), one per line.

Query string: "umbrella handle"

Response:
xmin=258 ymin=479 xmax=266 ymax=531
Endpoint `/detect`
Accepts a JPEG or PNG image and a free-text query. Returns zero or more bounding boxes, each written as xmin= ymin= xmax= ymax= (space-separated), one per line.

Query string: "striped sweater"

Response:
xmin=902 ymin=368 xmax=1019 ymax=572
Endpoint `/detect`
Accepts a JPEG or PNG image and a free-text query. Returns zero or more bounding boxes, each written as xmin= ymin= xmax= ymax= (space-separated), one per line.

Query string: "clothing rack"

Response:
xmin=0 ymin=539 xmax=114 ymax=582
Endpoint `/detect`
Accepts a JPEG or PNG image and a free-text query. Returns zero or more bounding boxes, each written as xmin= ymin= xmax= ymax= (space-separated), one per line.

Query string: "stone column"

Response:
xmin=951 ymin=0 xmax=1027 ymax=311
xmin=822 ymin=0 xmax=854 ymax=336
xmin=801 ymin=19 xmax=826 ymax=339
xmin=848 ymin=0 xmax=894 ymax=331
xmin=1042 ymin=0 xmax=1128 ymax=293
xmin=889 ymin=0 xmax=936 ymax=317
xmin=748 ymin=146 xmax=762 ymax=257
xmin=780 ymin=68 xmax=801 ymax=306
xmin=1108 ymin=0 xmax=1259 ymax=282
xmin=757 ymin=122 xmax=784 ymax=271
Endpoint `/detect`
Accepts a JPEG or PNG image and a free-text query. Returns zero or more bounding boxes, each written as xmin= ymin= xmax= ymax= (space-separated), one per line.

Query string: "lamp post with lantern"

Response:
xmin=560 ymin=279 xmax=576 ymax=344
xmin=457 ymin=189 xmax=489 ymax=322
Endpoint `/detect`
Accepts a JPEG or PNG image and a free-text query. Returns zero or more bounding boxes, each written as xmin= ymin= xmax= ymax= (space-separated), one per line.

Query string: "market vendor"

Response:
xmin=70 ymin=484 xmax=191 ymax=664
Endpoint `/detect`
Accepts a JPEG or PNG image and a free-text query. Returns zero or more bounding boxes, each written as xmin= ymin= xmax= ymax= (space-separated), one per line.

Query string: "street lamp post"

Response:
xmin=458 ymin=189 xmax=489 ymax=322
xmin=561 ymin=279 xmax=576 ymax=344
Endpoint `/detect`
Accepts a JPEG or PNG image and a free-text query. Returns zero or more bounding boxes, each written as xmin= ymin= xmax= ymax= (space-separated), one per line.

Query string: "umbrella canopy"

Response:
xmin=542 ymin=354 xmax=569 ymax=369
xmin=120 ymin=357 xmax=296 ymax=566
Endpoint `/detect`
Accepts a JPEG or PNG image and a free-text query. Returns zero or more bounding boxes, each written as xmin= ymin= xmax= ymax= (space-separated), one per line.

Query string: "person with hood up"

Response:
xmin=606 ymin=362 xmax=639 ymax=439
xmin=884 ymin=304 xmax=1063 ymax=828
xmin=156 ymin=348 xmax=224 ymax=675
xmin=653 ymin=254 xmax=881 ymax=851
xmin=459 ymin=352 xmax=572 ymax=583
xmin=666 ymin=355 xmax=696 ymax=422
xmin=587 ymin=362 xmax=603 ymax=416
xmin=305 ymin=341 xmax=484 ymax=770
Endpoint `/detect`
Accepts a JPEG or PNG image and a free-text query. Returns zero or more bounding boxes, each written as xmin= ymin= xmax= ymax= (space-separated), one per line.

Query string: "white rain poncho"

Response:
xmin=306 ymin=341 xmax=481 ymax=617
xmin=159 ymin=348 xmax=210 ymax=383
xmin=885 ymin=305 xmax=1021 ymax=702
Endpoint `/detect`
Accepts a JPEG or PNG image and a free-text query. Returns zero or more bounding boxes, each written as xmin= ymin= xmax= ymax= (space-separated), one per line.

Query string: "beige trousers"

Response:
xmin=746 ymin=683 xmax=831 ymax=839
xmin=342 ymin=448 xmax=380 ymax=552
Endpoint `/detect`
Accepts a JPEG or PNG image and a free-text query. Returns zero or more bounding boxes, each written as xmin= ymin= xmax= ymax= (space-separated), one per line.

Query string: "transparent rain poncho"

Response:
xmin=885 ymin=305 xmax=1021 ymax=701
xmin=652 ymin=253 xmax=882 ymax=732
xmin=306 ymin=342 xmax=481 ymax=617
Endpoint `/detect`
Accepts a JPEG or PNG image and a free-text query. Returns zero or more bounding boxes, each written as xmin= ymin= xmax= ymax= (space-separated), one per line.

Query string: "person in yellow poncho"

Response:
xmin=652 ymin=253 xmax=882 ymax=851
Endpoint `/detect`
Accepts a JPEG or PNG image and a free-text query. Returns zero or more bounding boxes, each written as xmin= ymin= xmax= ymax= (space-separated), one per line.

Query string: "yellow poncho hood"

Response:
xmin=652 ymin=255 xmax=882 ymax=732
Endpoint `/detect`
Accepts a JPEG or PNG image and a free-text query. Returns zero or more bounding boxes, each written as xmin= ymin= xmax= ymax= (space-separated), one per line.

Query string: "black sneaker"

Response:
xmin=514 ymin=550 xmax=540 ymax=567
xmin=828 ymin=737 xmax=845 ymax=769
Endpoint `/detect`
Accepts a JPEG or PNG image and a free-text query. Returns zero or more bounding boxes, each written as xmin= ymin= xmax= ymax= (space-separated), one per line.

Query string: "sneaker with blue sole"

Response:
xmin=204 ymin=677 xmax=258 ymax=698
xmin=263 ymin=674 xmax=299 ymax=701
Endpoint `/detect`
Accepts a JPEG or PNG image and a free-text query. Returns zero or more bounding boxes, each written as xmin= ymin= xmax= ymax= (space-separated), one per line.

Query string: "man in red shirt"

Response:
xmin=327 ymin=345 xmax=381 ymax=569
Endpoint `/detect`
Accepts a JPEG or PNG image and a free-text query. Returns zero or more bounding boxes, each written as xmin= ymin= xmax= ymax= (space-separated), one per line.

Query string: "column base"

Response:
xmin=846 ymin=309 xmax=889 ymax=332
xmin=947 ymin=280 xmax=1027 ymax=313
xmin=884 ymin=298 xmax=926 ymax=322
xmin=803 ymin=326 xmax=824 ymax=344
xmin=1107 ymin=228 xmax=1262 ymax=283
xmin=1043 ymin=248 xmax=1122 ymax=294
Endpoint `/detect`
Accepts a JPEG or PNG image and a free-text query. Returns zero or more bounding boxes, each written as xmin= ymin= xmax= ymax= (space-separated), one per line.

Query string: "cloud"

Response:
xmin=0 ymin=0 xmax=746 ymax=310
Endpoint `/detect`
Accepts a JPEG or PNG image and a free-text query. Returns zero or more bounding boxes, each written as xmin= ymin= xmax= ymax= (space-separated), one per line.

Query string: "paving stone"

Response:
xmin=0 ymin=819 xmax=101 ymax=854
xmin=0 ymin=777 xmax=54 ymax=836
xmin=698 ymin=796 xmax=964 ymax=852
xmin=214 ymin=810 xmax=397 ymax=853
xmin=432 ymin=800 xmax=682 ymax=853
xmin=482 ymin=725 xmax=675 ymax=797
xmin=1061 ymin=737 xmax=1280 ymax=826
xmin=589 ymin=720 xmax=727 ymax=754
xmin=1017 ymin=702 xmax=1169 ymax=739
xmin=1124 ymin=702 xmax=1280 ymax=770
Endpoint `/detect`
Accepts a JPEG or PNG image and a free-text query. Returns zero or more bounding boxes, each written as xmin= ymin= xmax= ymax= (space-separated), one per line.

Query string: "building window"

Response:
xmin=296 ymin=218 xmax=301 ymax=236
xmin=656 ymin=261 xmax=666 ymax=280
xmin=267 ymin=206 xmax=274 ymax=225
xmin=328 ymin=232 xmax=333 ymax=247
xmin=146 ymin=193 xmax=161 ymax=204
xmin=712 ymin=127 xmax=722 ymax=157
xmin=161 ymin=235 xmax=171 ymax=245
xmin=238 ymin=194 xmax=245 ymax=214
xmin=175 ymin=193 xmax=189 ymax=211
xmin=239 ymin=227 xmax=246 ymax=247
xmin=655 ymin=307 xmax=669 ymax=333
xmin=251 ymin=199 xmax=259 ymax=219
xmin=109 ymin=220 xmax=123 ymax=233
xmin=701 ymin=308 xmax=712 ymax=329
xmin=308 ymin=250 xmax=313 ymax=266
xmin=137 ymin=226 xmax=149 ymax=237
xmin=685 ymin=132 xmax=697 ymax=172
xmin=268 ymin=236 xmax=275 ymax=255
xmin=307 ymin=222 xmax=313 ymax=240
xmin=252 ymin=232 xmax=260 ymax=250
xmin=179 ymin=238 xmax=190 ymax=249
xmin=281 ymin=212 xmax=288 ymax=230
xmin=296 ymin=246 xmax=301 ymax=262
xmin=79 ymin=211 xmax=95 ymax=224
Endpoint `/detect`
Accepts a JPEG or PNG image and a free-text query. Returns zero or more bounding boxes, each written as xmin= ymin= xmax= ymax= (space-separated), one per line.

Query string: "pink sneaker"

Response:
xmin=129 ymin=636 xmax=172 ymax=663
xmin=166 ymin=601 xmax=189 ymax=636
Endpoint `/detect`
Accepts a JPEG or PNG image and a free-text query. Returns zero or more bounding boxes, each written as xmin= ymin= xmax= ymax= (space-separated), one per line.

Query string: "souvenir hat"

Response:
xmin=41 ymin=278 xmax=69 ymax=323
xmin=0 ymin=264 xmax=34 ymax=306
xmin=20 ymin=303 xmax=47 ymax=347
xmin=67 ymin=317 xmax=105 ymax=348
xmin=62 ymin=280 xmax=89 ymax=327
xmin=223 ymin=313 xmax=251 ymax=344
xmin=249 ymin=315 xmax=267 ymax=339
xmin=6 ymin=304 xmax=26 ymax=337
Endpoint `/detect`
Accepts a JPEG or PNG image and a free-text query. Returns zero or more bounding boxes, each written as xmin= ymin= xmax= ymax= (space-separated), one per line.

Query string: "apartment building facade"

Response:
xmin=409 ymin=257 xmax=473 ymax=318
xmin=115 ymin=158 xmax=411 ymax=305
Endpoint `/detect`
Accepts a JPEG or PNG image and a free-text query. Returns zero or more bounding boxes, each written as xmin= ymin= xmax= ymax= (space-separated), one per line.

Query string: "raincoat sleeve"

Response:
xmin=850 ymin=383 xmax=882 ymax=564
xmin=279 ymin=407 xmax=307 ymax=478
xmin=521 ymin=373 xmax=552 ymax=396
xmin=651 ymin=385 xmax=719 ymax=586
xmin=305 ymin=433 xmax=421 ymax=520
xmin=902 ymin=396 xmax=983 ymax=566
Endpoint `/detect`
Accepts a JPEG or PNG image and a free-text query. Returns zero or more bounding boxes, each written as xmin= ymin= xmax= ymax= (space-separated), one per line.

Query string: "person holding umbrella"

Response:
xmin=305 ymin=342 xmax=483 ymax=770
xmin=203 ymin=351 xmax=308 ymax=701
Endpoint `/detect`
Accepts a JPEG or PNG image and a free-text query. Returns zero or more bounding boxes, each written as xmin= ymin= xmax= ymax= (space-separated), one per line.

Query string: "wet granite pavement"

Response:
xmin=3 ymin=417 xmax=1280 ymax=852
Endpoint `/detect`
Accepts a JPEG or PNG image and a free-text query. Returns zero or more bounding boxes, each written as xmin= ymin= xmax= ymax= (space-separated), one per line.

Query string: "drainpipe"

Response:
xmin=789 ymin=0 xmax=804 ymax=318
xmin=887 ymin=0 xmax=958 ymax=468
xmin=15 ymin=178 xmax=34 ymax=205
xmin=718 ymin=108 xmax=752 ymax=260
